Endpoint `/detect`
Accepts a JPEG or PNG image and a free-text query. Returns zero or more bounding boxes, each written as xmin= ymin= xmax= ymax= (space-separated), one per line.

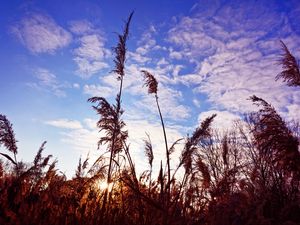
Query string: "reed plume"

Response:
xmin=0 ymin=114 xmax=18 ymax=155
xmin=0 ymin=114 xmax=18 ymax=167
xmin=144 ymin=133 xmax=154 ymax=168
xmin=112 ymin=12 xmax=134 ymax=80
xmin=141 ymin=70 xmax=158 ymax=94
xmin=88 ymin=12 xmax=133 ymax=219
xmin=144 ymin=133 xmax=154 ymax=195
xmin=250 ymin=95 xmax=300 ymax=174
xmin=181 ymin=114 xmax=216 ymax=173
xmin=276 ymin=40 xmax=300 ymax=86
xmin=88 ymin=12 xmax=133 ymax=184
xmin=196 ymin=156 xmax=210 ymax=189
xmin=141 ymin=69 xmax=171 ymax=207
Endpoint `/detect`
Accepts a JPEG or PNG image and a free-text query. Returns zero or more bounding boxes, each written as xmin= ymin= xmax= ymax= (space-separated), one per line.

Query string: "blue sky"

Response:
xmin=1 ymin=0 xmax=300 ymax=177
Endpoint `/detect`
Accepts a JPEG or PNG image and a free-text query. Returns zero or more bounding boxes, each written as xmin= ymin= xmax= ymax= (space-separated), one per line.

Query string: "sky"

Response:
xmin=1 ymin=0 xmax=300 ymax=178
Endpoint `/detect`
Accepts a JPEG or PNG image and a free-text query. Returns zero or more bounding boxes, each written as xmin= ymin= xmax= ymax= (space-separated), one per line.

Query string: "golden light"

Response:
xmin=98 ymin=181 xmax=113 ymax=192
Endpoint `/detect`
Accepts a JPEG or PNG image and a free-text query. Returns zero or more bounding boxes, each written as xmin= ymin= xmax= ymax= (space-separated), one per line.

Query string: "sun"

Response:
xmin=98 ymin=181 xmax=113 ymax=192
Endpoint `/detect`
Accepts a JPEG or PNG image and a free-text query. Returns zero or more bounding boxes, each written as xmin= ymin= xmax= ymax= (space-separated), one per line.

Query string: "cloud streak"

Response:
xmin=83 ymin=84 xmax=114 ymax=98
xmin=45 ymin=119 xmax=83 ymax=129
xmin=167 ymin=0 xmax=300 ymax=121
xmin=45 ymin=117 xmax=185 ymax=176
xmin=71 ymin=22 xmax=110 ymax=78
xmin=28 ymin=68 xmax=68 ymax=97
xmin=11 ymin=13 xmax=72 ymax=54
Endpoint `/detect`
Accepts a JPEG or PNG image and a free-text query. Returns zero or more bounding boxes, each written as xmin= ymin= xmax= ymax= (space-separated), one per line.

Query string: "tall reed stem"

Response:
xmin=155 ymin=95 xmax=170 ymax=198
xmin=155 ymin=94 xmax=170 ymax=225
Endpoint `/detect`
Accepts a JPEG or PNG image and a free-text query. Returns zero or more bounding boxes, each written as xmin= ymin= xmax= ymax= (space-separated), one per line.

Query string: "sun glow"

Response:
xmin=98 ymin=181 xmax=113 ymax=192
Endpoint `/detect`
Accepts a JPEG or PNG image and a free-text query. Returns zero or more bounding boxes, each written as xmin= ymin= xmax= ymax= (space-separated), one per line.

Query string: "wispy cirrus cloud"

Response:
xmin=169 ymin=48 xmax=183 ymax=60
xmin=167 ymin=0 xmax=300 ymax=122
xmin=75 ymin=21 xmax=191 ymax=121
xmin=134 ymin=84 xmax=190 ymax=120
xmin=46 ymin=118 xmax=99 ymax=153
xmin=73 ymin=83 xmax=80 ymax=89
xmin=94 ymin=61 xmax=191 ymax=121
xmin=136 ymin=25 xmax=158 ymax=55
xmin=74 ymin=34 xmax=109 ymax=61
xmin=70 ymin=21 xmax=110 ymax=79
xmin=125 ymin=119 xmax=185 ymax=175
xmin=193 ymin=99 xmax=201 ymax=108
xmin=44 ymin=117 xmax=185 ymax=176
xmin=28 ymin=68 xmax=68 ymax=97
xmin=11 ymin=13 xmax=72 ymax=54
xmin=127 ymin=25 xmax=165 ymax=65
xmin=198 ymin=110 xmax=241 ymax=133
xmin=45 ymin=119 xmax=83 ymax=129
xmin=83 ymin=84 xmax=114 ymax=98
xmin=74 ymin=56 xmax=109 ymax=78
xmin=128 ymin=51 xmax=151 ymax=64
xmin=69 ymin=20 xmax=94 ymax=35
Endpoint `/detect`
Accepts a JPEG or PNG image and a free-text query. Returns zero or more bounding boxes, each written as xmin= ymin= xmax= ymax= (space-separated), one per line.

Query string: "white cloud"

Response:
xmin=134 ymin=84 xmax=190 ymax=120
xmin=167 ymin=1 xmax=300 ymax=122
xmin=285 ymin=103 xmax=300 ymax=122
xmin=73 ymin=34 xmax=110 ymax=78
xmin=139 ymin=27 xmax=157 ymax=47
xmin=73 ymin=83 xmax=80 ymax=89
xmin=198 ymin=110 xmax=241 ymax=133
xmin=11 ymin=13 xmax=72 ymax=53
xmin=83 ymin=84 xmax=114 ymax=98
xmin=92 ymin=60 xmax=191 ymax=121
xmin=98 ymin=62 xmax=191 ymax=121
xmin=45 ymin=119 xmax=83 ymax=129
xmin=93 ymin=26 xmax=191 ymax=124
xmin=28 ymin=68 xmax=67 ymax=97
xmin=83 ymin=118 xmax=97 ymax=130
xmin=177 ymin=73 xmax=204 ymax=86
xmin=45 ymin=117 xmax=186 ymax=176
xmin=60 ymin=127 xmax=100 ymax=167
xmin=69 ymin=20 xmax=94 ymax=35
xmin=135 ymin=25 xmax=160 ymax=56
xmin=168 ymin=16 xmax=224 ymax=58
xmin=157 ymin=58 xmax=169 ymax=66
xmin=125 ymin=119 xmax=185 ymax=175
xmin=193 ymin=99 xmax=201 ymax=108
xmin=136 ymin=47 xmax=148 ymax=55
xmin=172 ymin=65 xmax=184 ymax=77
xmin=35 ymin=68 xmax=57 ymax=86
xmin=100 ymin=63 xmax=144 ymax=96
xmin=169 ymin=48 xmax=183 ymax=60
xmin=74 ymin=57 xmax=108 ymax=78
xmin=126 ymin=25 xmax=164 ymax=65
xmin=128 ymin=51 xmax=151 ymax=64
xmin=45 ymin=118 xmax=100 ymax=160
xmin=75 ymin=34 xmax=108 ymax=61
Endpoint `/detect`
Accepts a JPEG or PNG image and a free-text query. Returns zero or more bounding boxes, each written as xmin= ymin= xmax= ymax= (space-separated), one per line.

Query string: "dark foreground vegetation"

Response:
xmin=1 ymin=13 xmax=300 ymax=225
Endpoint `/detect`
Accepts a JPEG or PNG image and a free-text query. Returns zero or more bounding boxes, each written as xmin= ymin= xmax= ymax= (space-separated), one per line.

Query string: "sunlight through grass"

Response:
xmin=98 ymin=181 xmax=113 ymax=192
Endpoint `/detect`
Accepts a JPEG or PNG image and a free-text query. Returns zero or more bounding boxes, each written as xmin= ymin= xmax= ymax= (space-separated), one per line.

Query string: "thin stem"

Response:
xmin=14 ymin=152 xmax=19 ymax=176
xmin=107 ymin=76 xmax=124 ymax=185
xmin=103 ymin=75 xmax=124 ymax=218
xmin=148 ymin=168 xmax=152 ymax=196
xmin=155 ymin=95 xmax=170 ymax=205
xmin=155 ymin=95 xmax=170 ymax=181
